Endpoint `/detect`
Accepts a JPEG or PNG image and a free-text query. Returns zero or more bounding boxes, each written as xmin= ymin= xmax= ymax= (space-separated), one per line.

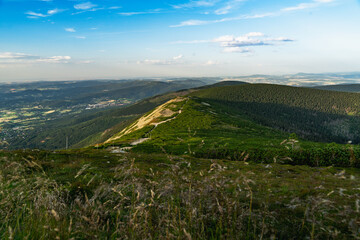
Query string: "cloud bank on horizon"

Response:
xmin=0 ymin=0 xmax=359 ymax=81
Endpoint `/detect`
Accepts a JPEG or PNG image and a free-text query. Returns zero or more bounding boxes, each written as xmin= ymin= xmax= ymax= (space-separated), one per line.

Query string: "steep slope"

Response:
xmin=105 ymin=97 xmax=187 ymax=144
xmin=102 ymin=96 xmax=297 ymax=155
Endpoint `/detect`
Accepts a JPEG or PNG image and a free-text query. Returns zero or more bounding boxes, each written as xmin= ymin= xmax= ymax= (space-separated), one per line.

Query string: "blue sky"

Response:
xmin=0 ymin=0 xmax=359 ymax=81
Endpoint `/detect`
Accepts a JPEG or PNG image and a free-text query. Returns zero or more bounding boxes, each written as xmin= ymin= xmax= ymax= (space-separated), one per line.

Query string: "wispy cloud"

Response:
xmin=281 ymin=0 xmax=334 ymax=12
xmin=172 ymin=0 xmax=246 ymax=15
xmin=170 ymin=12 xmax=276 ymax=27
xmin=26 ymin=11 xmax=47 ymax=18
xmin=108 ymin=6 xmax=122 ymax=10
xmin=214 ymin=0 xmax=245 ymax=15
xmin=172 ymin=0 xmax=219 ymax=9
xmin=118 ymin=9 xmax=162 ymax=16
xmin=65 ymin=28 xmax=76 ymax=32
xmin=171 ymin=0 xmax=336 ymax=27
xmin=72 ymin=2 xmax=121 ymax=15
xmin=25 ymin=8 xmax=64 ymax=19
xmin=72 ymin=1 xmax=107 ymax=14
xmin=74 ymin=2 xmax=97 ymax=10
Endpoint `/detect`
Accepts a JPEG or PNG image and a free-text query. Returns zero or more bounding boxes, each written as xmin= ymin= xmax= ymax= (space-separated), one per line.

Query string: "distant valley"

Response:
xmin=0 ymin=78 xmax=210 ymax=149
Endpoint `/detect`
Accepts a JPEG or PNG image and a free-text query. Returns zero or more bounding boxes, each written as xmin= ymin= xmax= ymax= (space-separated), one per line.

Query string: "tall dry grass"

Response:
xmin=0 ymin=153 xmax=359 ymax=239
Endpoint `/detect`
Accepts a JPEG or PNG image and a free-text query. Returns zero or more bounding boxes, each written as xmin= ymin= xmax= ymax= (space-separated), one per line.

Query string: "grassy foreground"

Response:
xmin=0 ymin=149 xmax=359 ymax=239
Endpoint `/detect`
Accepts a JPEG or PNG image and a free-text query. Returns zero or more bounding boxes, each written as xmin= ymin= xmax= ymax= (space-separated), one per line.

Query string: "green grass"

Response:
xmin=0 ymin=149 xmax=359 ymax=239
xmin=107 ymin=98 xmax=333 ymax=157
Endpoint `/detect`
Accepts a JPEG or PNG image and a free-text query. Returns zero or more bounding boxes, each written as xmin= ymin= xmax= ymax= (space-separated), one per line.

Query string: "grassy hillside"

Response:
xmin=0 ymin=149 xmax=359 ymax=239
xmin=100 ymin=84 xmax=360 ymax=167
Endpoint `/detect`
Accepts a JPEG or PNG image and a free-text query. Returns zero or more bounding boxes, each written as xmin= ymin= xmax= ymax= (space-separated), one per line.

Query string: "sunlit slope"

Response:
xmin=102 ymin=96 xmax=296 ymax=155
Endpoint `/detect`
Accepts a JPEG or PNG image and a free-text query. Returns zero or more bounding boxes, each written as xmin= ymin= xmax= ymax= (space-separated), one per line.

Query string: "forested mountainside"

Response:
xmin=313 ymin=84 xmax=360 ymax=93
xmin=192 ymin=84 xmax=360 ymax=143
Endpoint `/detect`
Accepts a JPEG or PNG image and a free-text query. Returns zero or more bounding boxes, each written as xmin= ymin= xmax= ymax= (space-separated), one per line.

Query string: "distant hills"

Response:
xmin=0 ymin=79 xmax=207 ymax=108
xmin=0 ymin=79 xmax=210 ymax=149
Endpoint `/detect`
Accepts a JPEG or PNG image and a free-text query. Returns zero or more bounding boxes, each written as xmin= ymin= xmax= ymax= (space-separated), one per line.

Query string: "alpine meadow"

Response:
xmin=1 ymin=0 xmax=360 ymax=239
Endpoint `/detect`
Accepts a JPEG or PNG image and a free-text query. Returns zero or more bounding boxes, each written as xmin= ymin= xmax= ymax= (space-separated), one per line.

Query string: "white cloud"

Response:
xmin=36 ymin=56 xmax=71 ymax=63
xmin=171 ymin=19 xmax=209 ymax=27
xmin=173 ymin=54 xmax=184 ymax=60
xmin=47 ymin=8 xmax=61 ymax=15
xmin=75 ymin=36 xmax=86 ymax=39
xmin=0 ymin=52 xmax=37 ymax=59
xmin=74 ymin=2 xmax=97 ymax=10
xmin=0 ymin=52 xmax=71 ymax=64
xmin=65 ymin=28 xmax=76 ymax=32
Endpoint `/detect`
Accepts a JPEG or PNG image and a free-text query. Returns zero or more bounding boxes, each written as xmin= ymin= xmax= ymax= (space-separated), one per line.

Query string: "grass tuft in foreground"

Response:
xmin=0 ymin=150 xmax=359 ymax=239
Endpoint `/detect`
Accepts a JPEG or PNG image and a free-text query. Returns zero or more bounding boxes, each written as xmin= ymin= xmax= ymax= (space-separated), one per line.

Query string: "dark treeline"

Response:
xmin=193 ymin=84 xmax=360 ymax=144
xmin=195 ymin=144 xmax=360 ymax=168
